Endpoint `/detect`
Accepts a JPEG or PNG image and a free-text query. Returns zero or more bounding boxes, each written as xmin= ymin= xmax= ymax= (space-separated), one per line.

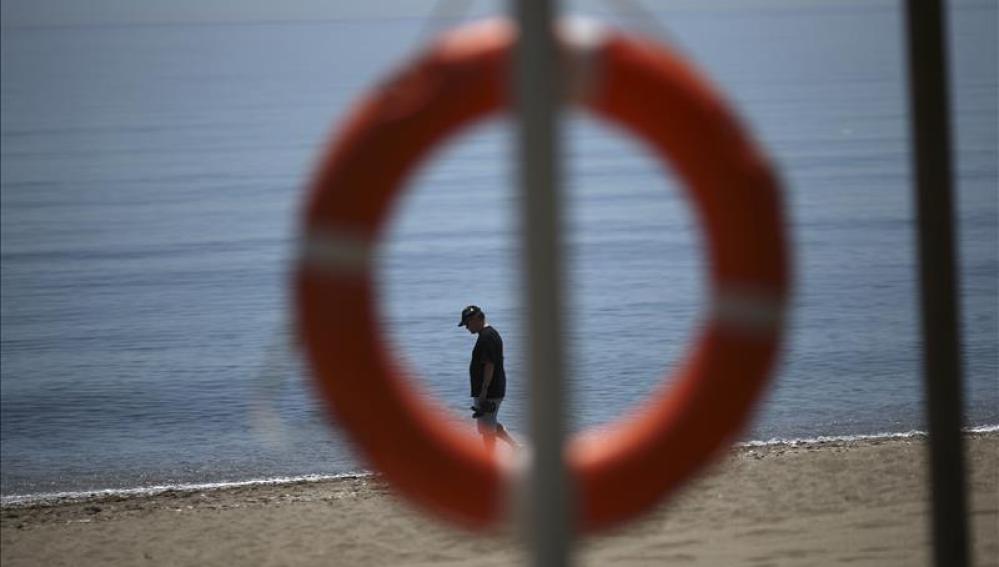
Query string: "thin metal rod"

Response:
xmin=903 ymin=1 xmax=969 ymax=566
xmin=513 ymin=0 xmax=571 ymax=566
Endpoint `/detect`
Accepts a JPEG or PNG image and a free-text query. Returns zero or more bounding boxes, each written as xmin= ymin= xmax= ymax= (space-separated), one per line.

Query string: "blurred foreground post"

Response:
xmin=903 ymin=1 xmax=969 ymax=566
xmin=513 ymin=0 xmax=571 ymax=566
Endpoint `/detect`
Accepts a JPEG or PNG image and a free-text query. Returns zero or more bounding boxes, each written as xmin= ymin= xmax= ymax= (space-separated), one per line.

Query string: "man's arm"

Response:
xmin=478 ymin=361 xmax=494 ymax=403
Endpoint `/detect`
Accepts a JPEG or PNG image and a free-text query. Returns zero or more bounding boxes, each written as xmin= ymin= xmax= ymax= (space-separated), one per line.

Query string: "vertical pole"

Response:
xmin=903 ymin=1 xmax=969 ymax=566
xmin=513 ymin=1 xmax=571 ymax=566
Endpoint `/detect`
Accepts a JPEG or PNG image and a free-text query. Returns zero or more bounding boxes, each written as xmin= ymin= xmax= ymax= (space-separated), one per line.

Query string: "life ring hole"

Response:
xmin=375 ymin=112 xmax=705 ymax=435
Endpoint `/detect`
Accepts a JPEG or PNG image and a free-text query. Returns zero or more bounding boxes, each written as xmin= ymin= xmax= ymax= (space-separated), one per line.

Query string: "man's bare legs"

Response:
xmin=496 ymin=424 xmax=518 ymax=447
xmin=481 ymin=424 xmax=518 ymax=452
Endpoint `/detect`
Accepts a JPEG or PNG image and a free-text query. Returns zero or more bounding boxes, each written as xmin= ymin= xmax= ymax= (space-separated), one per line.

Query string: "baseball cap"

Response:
xmin=458 ymin=305 xmax=483 ymax=327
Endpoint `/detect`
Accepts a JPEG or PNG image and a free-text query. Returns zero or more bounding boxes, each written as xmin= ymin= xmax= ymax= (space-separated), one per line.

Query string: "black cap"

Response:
xmin=458 ymin=305 xmax=483 ymax=327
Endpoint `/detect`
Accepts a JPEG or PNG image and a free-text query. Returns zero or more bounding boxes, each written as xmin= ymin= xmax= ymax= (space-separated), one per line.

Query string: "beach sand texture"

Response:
xmin=2 ymin=433 xmax=996 ymax=567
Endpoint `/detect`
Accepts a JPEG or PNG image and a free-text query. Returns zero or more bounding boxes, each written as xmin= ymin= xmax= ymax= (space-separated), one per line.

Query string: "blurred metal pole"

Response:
xmin=513 ymin=0 xmax=571 ymax=566
xmin=903 ymin=1 xmax=969 ymax=566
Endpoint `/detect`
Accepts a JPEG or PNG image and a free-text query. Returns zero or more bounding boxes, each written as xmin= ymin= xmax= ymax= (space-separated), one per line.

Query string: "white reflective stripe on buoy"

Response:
xmin=710 ymin=286 xmax=785 ymax=335
xmin=299 ymin=227 xmax=374 ymax=276
xmin=560 ymin=17 xmax=608 ymax=103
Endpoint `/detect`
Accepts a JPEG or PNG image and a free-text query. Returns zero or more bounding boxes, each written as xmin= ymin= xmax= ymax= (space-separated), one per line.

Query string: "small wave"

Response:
xmin=740 ymin=424 xmax=998 ymax=448
xmin=1 ymin=472 xmax=372 ymax=508
xmin=739 ymin=430 xmax=927 ymax=448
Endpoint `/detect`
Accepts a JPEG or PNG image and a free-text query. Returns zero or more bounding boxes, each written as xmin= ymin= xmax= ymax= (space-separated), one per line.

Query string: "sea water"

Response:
xmin=2 ymin=1 xmax=996 ymax=500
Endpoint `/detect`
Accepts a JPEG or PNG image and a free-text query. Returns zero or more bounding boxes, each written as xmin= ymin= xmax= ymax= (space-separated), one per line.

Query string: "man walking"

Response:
xmin=458 ymin=305 xmax=517 ymax=451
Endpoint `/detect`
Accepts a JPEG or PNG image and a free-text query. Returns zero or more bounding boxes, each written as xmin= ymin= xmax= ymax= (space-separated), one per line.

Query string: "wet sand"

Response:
xmin=2 ymin=433 xmax=996 ymax=566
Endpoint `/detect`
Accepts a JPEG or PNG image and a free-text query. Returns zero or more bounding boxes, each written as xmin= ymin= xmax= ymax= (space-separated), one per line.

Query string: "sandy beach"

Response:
xmin=2 ymin=432 xmax=996 ymax=567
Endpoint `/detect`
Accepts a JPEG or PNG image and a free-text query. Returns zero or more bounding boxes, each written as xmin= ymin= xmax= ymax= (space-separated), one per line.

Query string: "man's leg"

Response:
xmin=495 ymin=423 xmax=518 ymax=448
xmin=482 ymin=432 xmax=497 ymax=452
xmin=480 ymin=399 xmax=518 ymax=449
xmin=477 ymin=412 xmax=498 ymax=452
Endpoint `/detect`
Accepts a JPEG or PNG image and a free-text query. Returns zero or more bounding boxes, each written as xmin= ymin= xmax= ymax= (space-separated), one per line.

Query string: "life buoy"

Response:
xmin=296 ymin=19 xmax=789 ymax=533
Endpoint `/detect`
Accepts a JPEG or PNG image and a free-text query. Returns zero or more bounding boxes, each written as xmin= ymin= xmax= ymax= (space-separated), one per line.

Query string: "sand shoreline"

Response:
xmin=6 ymin=428 xmax=993 ymax=508
xmin=3 ymin=433 xmax=996 ymax=566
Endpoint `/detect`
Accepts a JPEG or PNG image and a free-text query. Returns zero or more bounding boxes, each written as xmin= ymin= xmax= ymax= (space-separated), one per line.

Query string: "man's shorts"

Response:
xmin=475 ymin=398 xmax=503 ymax=434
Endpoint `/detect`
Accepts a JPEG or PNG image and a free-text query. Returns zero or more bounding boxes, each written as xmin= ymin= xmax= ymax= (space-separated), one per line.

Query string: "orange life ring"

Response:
xmin=296 ymin=19 xmax=789 ymax=533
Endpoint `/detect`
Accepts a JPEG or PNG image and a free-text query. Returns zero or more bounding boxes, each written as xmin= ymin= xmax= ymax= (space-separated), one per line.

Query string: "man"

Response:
xmin=458 ymin=305 xmax=517 ymax=451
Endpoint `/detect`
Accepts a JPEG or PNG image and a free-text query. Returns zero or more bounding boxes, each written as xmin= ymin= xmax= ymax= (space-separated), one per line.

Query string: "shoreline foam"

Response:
xmin=0 ymin=473 xmax=374 ymax=509
xmin=739 ymin=423 xmax=999 ymax=447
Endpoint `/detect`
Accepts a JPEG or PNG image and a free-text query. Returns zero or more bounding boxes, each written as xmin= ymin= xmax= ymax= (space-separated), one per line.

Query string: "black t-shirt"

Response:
xmin=469 ymin=326 xmax=506 ymax=398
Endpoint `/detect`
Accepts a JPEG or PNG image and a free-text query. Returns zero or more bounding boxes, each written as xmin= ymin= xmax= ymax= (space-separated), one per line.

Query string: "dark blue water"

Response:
xmin=2 ymin=2 xmax=996 ymax=497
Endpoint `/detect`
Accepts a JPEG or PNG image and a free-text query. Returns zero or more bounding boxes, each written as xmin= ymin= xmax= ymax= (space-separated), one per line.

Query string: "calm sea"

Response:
xmin=2 ymin=2 xmax=996 ymax=499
